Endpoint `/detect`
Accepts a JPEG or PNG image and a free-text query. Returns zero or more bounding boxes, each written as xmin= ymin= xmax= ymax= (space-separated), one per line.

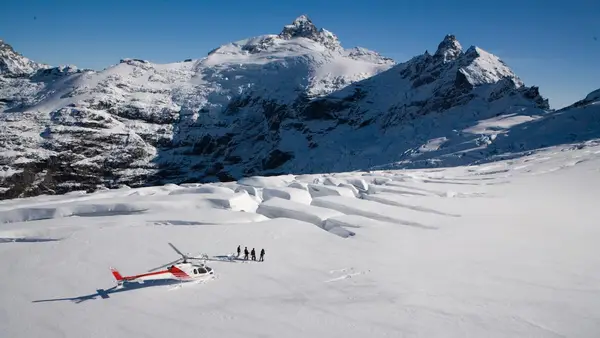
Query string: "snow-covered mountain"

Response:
xmin=1 ymin=16 xmax=599 ymax=200
xmin=0 ymin=16 xmax=396 ymax=199
xmin=0 ymin=39 xmax=50 ymax=76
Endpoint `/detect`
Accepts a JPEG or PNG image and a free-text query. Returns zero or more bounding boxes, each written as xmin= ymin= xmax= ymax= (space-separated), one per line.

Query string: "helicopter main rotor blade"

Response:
xmin=168 ymin=242 xmax=186 ymax=258
xmin=185 ymin=253 xmax=208 ymax=259
xmin=205 ymin=257 xmax=236 ymax=263
xmin=147 ymin=257 xmax=182 ymax=272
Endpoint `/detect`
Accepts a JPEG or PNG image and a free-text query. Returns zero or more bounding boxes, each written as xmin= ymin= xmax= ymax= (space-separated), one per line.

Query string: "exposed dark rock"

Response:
xmin=454 ymin=70 xmax=474 ymax=91
xmin=279 ymin=15 xmax=319 ymax=40
xmin=262 ymin=149 xmax=294 ymax=170
xmin=301 ymin=98 xmax=347 ymax=120
xmin=434 ymin=35 xmax=463 ymax=63
xmin=521 ymin=86 xmax=550 ymax=109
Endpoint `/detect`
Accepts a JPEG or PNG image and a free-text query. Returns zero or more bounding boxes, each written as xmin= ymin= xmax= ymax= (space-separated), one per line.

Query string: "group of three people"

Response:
xmin=237 ymin=245 xmax=265 ymax=261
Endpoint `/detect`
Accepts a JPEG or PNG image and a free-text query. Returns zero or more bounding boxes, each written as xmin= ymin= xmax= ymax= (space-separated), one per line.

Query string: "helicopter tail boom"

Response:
xmin=110 ymin=265 xmax=190 ymax=284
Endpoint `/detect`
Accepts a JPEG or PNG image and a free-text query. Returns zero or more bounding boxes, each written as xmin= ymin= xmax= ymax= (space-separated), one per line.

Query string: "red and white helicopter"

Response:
xmin=110 ymin=242 xmax=214 ymax=287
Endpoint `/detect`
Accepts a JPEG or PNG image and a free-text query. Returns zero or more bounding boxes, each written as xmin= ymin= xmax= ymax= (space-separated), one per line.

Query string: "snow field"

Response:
xmin=1 ymin=144 xmax=600 ymax=337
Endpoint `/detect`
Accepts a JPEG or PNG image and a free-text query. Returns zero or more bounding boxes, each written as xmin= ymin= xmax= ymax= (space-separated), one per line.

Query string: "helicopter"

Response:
xmin=110 ymin=242 xmax=214 ymax=287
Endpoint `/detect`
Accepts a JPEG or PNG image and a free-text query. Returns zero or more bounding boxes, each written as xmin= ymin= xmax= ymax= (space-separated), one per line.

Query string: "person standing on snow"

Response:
xmin=237 ymin=245 xmax=241 ymax=258
xmin=259 ymin=248 xmax=265 ymax=262
xmin=244 ymin=246 xmax=249 ymax=260
xmin=251 ymin=248 xmax=256 ymax=261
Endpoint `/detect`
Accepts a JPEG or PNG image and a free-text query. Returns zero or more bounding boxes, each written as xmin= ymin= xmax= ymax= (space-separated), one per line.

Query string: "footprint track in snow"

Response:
xmin=329 ymin=268 xmax=352 ymax=274
xmin=325 ymin=268 xmax=370 ymax=283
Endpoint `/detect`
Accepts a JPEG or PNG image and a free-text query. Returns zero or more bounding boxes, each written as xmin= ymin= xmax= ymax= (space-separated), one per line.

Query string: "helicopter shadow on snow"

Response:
xmin=31 ymin=279 xmax=187 ymax=304
xmin=0 ymin=237 xmax=62 ymax=244
xmin=211 ymin=254 xmax=259 ymax=263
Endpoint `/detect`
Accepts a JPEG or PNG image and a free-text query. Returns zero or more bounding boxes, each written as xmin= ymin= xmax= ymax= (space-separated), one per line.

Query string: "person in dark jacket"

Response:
xmin=237 ymin=245 xmax=241 ymax=257
xmin=251 ymin=248 xmax=256 ymax=261
xmin=244 ymin=246 xmax=249 ymax=260
xmin=259 ymin=248 xmax=265 ymax=262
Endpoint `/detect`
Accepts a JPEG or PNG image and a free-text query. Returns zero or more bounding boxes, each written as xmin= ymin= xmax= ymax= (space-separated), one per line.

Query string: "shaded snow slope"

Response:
xmin=1 ymin=16 xmax=599 ymax=200
xmin=1 ymin=144 xmax=600 ymax=337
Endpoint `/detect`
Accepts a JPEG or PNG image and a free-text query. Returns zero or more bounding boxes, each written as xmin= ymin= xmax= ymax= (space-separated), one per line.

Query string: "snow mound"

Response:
xmin=257 ymin=197 xmax=348 ymax=236
xmin=0 ymin=203 xmax=149 ymax=224
xmin=234 ymin=185 xmax=263 ymax=200
xmin=345 ymin=178 xmax=369 ymax=191
xmin=307 ymin=184 xmax=356 ymax=198
xmin=238 ymin=175 xmax=297 ymax=188
xmin=262 ymin=187 xmax=312 ymax=204
xmin=287 ymin=182 xmax=309 ymax=190
xmin=0 ymin=190 xmax=260 ymax=224
xmin=360 ymin=175 xmax=393 ymax=185
xmin=193 ymin=192 xmax=260 ymax=212
xmin=335 ymin=183 xmax=360 ymax=197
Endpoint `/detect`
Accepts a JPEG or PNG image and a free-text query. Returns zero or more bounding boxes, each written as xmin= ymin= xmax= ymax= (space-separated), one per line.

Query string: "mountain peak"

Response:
xmin=278 ymin=15 xmax=341 ymax=50
xmin=0 ymin=39 xmax=49 ymax=76
xmin=434 ymin=34 xmax=462 ymax=62
xmin=293 ymin=15 xmax=311 ymax=25
xmin=279 ymin=15 xmax=318 ymax=40
xmin=0 ymin=39 xmax=13 ymax=52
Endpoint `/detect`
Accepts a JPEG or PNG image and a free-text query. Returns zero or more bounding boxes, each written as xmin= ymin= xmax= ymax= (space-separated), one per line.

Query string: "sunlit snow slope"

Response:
xmin=1 ymin=142 xmax=599 ymax=338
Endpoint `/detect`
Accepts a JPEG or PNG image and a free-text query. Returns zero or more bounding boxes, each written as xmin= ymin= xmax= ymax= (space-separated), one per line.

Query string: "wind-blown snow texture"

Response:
xmin=1 ymin=16 xmax=599 ymax=200
xmin=1 ymin=143 xmax=600 ymax=337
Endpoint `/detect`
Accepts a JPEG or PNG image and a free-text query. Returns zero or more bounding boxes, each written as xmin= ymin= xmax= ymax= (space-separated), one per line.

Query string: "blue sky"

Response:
xmin=1 ymin=0 xmax=598 ymax=108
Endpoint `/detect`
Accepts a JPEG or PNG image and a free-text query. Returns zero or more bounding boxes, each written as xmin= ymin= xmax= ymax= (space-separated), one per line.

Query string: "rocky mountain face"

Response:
xmin=0 ymin=40 xmax=50 ymax=76
xmin=1 ymin=16 xmax=598 ymax=199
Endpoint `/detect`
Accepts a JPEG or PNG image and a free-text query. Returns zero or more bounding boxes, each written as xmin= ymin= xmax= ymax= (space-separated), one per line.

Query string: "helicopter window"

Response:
xmin=205 ymin=267 xmax=212 ymax=272
xmin=193 ymin=269 xmax=197 ymax=274
xmin=197 ymin=267 xmax=207 ymax=274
